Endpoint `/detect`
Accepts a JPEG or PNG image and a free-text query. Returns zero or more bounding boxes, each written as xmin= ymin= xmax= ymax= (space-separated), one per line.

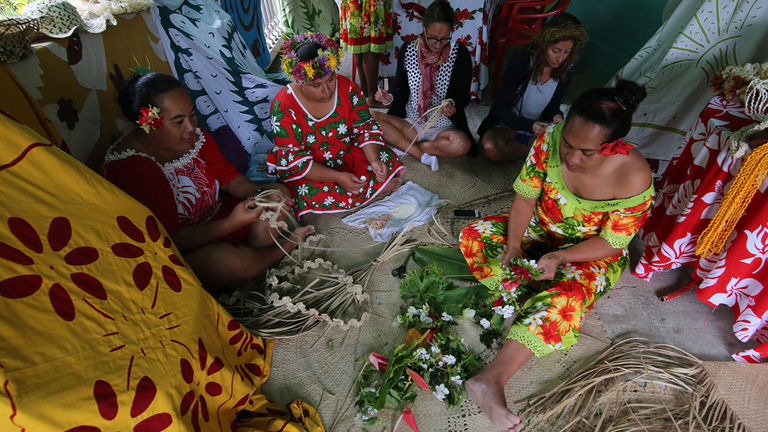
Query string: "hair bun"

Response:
xmin=613 ymin=79 xmax=646 ymax=112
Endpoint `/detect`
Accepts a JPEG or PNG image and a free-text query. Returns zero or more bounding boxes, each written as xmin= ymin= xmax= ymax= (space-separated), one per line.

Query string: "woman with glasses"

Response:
xmin=372 ymin=0 xmax=473 ymax=171
xmin=478 ymin=13 xmax=587 ymax=162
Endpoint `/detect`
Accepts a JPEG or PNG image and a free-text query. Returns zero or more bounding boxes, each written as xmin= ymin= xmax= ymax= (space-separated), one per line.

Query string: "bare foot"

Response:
xmin=293 ymin=225 xmax=315 ymax=242
xmin=381 ymin=176 xmax=402 ymax=195
xmin=466 ymin=376 xmax=523 ymax=432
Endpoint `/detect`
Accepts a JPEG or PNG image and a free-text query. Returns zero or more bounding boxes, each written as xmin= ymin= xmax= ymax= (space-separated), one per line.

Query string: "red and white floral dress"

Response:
xmin=103 ymin=128 xmax=243 ymax=238
xmin=267 ymin=75 xmax=404 ymax=218
xmin=633 ymin=96 xmax=768 ymax=363
xmin=460 ymin=124 xmax=654 ymax=356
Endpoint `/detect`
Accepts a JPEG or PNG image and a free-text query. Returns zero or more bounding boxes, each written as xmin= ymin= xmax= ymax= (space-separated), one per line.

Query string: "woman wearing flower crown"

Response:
xmin=104 ymin=72 xmax=314 ymax=291
xmin=267 ymin=33 xmax=404 ymax=219
xmin=372 ymin=0 xmax=474 ymax=171
xmin=478 ymin=13 xmax=587 ymax=162
xmin=460 ymin=80 xmax=653 ymax=431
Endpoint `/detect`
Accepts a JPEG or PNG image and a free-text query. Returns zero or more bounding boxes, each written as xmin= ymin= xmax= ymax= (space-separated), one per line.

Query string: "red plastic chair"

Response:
xmin=490 ymin=0 xmax=571 ymax=96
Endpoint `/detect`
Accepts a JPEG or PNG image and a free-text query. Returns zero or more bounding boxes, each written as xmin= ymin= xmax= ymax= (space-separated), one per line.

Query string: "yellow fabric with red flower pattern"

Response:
xmin=0 ymin=113 xmax=323 ymax=431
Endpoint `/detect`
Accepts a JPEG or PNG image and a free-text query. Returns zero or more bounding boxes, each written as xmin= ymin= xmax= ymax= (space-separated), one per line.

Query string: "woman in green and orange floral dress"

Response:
xmin=339 ymin=0 xmax=395 ymax=108
xmin=461 ymin=80 xmax=654 ymax=432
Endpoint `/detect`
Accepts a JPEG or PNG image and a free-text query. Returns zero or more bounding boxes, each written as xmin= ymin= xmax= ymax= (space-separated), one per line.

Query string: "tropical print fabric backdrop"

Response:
xmin=616 ymin=0 xmax=768 ymax=161
xmin=378 ymin=0 xmax=492 ymax=101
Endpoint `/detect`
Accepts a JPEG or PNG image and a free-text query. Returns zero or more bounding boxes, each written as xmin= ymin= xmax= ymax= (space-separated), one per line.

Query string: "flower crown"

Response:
xmin=531 ymin=23 xmax=587 ymax=49
xmin=281 ymin=33 xmax=343 ymax=83
xmin=710 ymin=62 xmax=768 ymax=104
xmin=137 ymin=105 xmax=162 ymax=133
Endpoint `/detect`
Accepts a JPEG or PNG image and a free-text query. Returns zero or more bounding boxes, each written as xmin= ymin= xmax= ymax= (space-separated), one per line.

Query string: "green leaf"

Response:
xmin=412 ymin=247 xmax=475 ymax=280
xmin=490 ymin=313 xmax=505 ymax=331
xmin=442 ymin=284 xmax=490 ymax=315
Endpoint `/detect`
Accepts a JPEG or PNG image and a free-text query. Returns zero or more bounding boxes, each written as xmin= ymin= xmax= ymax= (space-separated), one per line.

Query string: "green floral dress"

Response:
xmin=460 ymin=124 xmax=654 ymax=356
xmin=339 ymin=0 xmax=395 ymax=54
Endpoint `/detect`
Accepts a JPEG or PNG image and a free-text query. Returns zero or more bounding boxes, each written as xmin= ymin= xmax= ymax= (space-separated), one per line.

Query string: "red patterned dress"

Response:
xmin=633 ymin=96 xmax=768 ymax=363
xmin=460 ymin=124 xmax=654 ymax=356
xmin=267 ymin=75 xmax=404 ymax=218
xmin=103 ymin=128 xmax=244 ymax=239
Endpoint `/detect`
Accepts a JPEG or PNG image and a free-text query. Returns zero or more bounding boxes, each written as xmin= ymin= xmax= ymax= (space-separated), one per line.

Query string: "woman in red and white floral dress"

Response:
xmin=268 ymin=33 xmax=404 ymax=219
xmin=104 ymin=72 xmax=314 ymax=291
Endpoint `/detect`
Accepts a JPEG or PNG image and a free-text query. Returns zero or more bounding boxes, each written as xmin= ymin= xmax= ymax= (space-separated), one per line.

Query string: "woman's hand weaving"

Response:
xmin=370 ymin=160 xmax=387 ymax=181
xmin=441 ymin=100 xmax=456 ymax=117
xmin=537 ymin=251 xmax=566 ymax=280
xmin=337 ymin=172 xmax=366 ymax=194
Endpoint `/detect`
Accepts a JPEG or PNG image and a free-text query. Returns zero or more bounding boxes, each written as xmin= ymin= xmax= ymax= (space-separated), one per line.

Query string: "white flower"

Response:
xmin=415 ymin=348 xmax=429 ymax=360
xmin=462 ymin=308 xmax=476 ymax=319
xmin=279 ymin=158 xmax=287 ymax=166
xmin=407 ymin=305 xmax=419 ymax=317
xmin=297 ymin=184 xmax=309 ymax=195
xmin=338 ymin=124 xmax=348 ymax=134
xmin=352 ymin=95 xmax=360 ymax=105
xmin=323 ymin=196 xmax=334 ymax=205
xmin=307 ymin=134 xmax=316 ymax=143
xmin=500 ymin=305 xmax=516 ymax=319
xmin=419 ymin=305 xmax=433 ymax=324
xmin=363 ymin=387 xmax=377 ymax=393
xmin=431 ymin=345 xmax=441 ymax=354
xmin=324 ymin=151 xmax=333 ymax=160
xmin=379 ymin=151 xmax=389 ymax=162
xmin=480 ymin=318 xmax=491 ymax=329
xmin=450 ymin=375 xmax=463 ymax=385
xmin=441 ymin=312 xmax=453 ymax=321
xmin=433 ymin=384 xmax=449 ymax=401
xmin=322 ymin=185 xmax=330 ymax=192
xmin=442 ymin=354 xmax=456 ymax=366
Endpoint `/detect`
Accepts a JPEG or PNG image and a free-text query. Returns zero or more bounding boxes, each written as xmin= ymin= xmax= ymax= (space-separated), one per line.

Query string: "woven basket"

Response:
xmin=0 ymin=16 xmax=39 ymax=64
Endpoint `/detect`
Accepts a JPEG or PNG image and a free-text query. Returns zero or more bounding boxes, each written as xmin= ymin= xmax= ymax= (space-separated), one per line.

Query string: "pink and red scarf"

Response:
xmin=416 ymin=35 xmax=451 ymax=116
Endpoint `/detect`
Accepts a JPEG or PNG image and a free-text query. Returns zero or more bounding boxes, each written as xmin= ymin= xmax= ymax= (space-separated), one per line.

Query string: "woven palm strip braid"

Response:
xmin=696 ymin=142 xmax=768 ymax=258
xmin=401 ymin=99 xmax=453 ymax=158
xmin=227 ymin=227 xmax=418 ymax=338
xmin=518 ymin=338 xmax=750 ymax=432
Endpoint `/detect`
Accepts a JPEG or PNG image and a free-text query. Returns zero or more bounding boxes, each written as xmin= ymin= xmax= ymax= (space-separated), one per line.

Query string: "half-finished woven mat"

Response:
xmin=519 ymin=339 xmax=767 ymax=432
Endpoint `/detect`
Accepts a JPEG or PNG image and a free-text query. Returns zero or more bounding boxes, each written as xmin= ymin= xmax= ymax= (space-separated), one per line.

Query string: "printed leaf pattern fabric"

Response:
xmin=460 ymin=125 xmax=653 ymax=357
xmin=633 ymin=96 xmax=768 ymax=363
xmin=616 ymin=0 xmax=768 ymax=160
xmin=155 ymin=0 xmax=286 ymax=182
xmin=0 ymin=113 xmax=323 ymax=430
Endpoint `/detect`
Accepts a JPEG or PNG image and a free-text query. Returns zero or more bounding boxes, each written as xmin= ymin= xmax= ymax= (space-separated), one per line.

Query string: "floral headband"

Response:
xmin=281 ymin=32 xmax=343 ymax=83
xmin=531 ymin=24 xmax=587 ymax=49
xmin=137 ymin=105 xmax=162 ymax=133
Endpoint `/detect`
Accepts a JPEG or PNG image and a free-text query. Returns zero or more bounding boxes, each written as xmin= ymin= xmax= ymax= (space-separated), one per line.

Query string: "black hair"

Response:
xmin=117 ymin=72 xmax=184 ymax=122
xmin=423 ymin=0 xmax=455 ymax=29
xmin=568 ymin=79 xmax=647 ymax=142
xmin=530 ymin=13 xmax=586 ymax=81
xmin=296 ymin=41 xmax=323 ymax=62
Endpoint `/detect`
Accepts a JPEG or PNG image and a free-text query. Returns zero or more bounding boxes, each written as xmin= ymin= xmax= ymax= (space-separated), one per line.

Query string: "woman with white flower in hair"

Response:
xmin=105 ymin=72 xmax=314 ymax=292
xmin=267 ymin=33 xmax=405 ymax=219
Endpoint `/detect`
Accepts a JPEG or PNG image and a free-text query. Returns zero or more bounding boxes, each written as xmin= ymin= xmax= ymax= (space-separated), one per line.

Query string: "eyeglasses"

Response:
xmin=423 ymin=31 xmax=451 ymax=45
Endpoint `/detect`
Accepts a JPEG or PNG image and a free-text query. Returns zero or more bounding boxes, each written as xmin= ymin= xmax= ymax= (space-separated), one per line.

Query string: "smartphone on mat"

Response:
xmin=453 ymin=209 xmax=480 ymax=218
